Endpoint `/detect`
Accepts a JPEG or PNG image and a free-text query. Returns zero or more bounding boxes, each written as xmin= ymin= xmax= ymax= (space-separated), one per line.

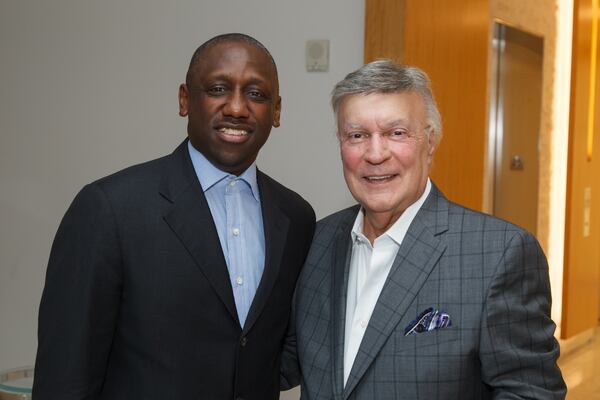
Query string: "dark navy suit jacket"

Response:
xmin=33 ymin=140 xmax=315 ymax=400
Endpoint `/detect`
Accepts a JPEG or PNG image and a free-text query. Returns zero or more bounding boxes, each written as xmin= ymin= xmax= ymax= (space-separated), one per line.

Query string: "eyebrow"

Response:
xmin=378 ymin=119 xmax=411 ymax=129
xmin=342 ymin=119 xmax=411 ymax=131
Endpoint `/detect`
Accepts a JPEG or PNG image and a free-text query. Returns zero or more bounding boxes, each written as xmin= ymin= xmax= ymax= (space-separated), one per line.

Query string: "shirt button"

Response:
xmin=360 ymin=320 xmax=368 ymax=328
xmin=236 ymin=276 xmax=244 ymax=286
xmin=229 ymin=180 xmax=237 ymax=187
xmin=232 ymin=228 xmax=240 ymax=236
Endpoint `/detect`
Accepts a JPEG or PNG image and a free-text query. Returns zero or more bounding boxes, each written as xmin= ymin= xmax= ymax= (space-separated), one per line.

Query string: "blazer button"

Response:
xmin=240 ymin=336 xmax=247 ymax=347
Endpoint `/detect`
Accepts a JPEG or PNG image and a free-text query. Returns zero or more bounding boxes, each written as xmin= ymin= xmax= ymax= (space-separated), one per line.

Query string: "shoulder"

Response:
xmin=448 ymin=200 xmax=532 ymax=236
xmin=304 ymin=205 xmax=359 ymax=256
xmin=439 ymin=196 xmax=542 ymax=261
xmin=69 ymin=151 xmax=175 ymax=217
xmin=92 ymin=153 xmax=170 ymax=194
xmin=296 ymin=206 xmax=358 ymax=296
xmin=424 ymin=185 xmax=541 ymax=259
xmin=53 ymin=157 xmax=172 ymax=247
xmin=315 ymin=205 xmax=359 ymax=236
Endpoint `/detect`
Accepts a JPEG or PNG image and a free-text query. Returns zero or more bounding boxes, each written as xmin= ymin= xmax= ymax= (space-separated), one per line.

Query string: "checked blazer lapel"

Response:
xmin=330 ymin=208 xmax=358 ymax=400
xmin=342 ymin=187 xmax=449 ymax=399
xmin=160 ymin=141 xmax=239 ymax=326
xmin=242 ymin=172 xmax=290 ymax=333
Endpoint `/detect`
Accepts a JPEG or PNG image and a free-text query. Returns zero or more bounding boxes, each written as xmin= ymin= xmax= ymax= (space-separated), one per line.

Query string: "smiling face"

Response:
xmin=178 ymin=40 xmax=281 ymax=175
xmin=338 ymin=91 xmax=436 ymax=238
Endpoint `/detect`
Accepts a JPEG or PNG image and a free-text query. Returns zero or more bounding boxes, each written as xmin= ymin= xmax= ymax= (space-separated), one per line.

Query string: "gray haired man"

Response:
xmin=291 ymin=60 xmax=566 ymax=399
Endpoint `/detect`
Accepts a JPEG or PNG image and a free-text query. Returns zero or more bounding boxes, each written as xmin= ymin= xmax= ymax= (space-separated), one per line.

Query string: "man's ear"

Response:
xmin=272 ymin=95 xmax=282 ymax=127
xmin=427 ymin=131 xmax=437 ymax=164
xmin=428 ymin=134 xmax=436 ymax=156
xmin=178 ymin=84 xmax=189 ymax=117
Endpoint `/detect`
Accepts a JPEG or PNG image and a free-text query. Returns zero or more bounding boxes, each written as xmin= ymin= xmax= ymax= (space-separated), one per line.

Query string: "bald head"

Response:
xmin=186 ymin=33 xmax=278 ymax=88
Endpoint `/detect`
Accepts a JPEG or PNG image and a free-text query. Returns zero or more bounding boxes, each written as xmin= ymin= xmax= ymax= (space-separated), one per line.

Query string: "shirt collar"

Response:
xmin=187 ymin=140 xmax=261 ymax=202
xmin=351 ymin=178 xmax=432 ymax=245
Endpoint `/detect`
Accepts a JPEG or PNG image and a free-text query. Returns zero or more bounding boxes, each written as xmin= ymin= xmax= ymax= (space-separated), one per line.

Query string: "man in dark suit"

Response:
xmin=33 ymin=33 xmax=315 ymax=400
xmin=293 ymin=61 xmax=566 ymax=399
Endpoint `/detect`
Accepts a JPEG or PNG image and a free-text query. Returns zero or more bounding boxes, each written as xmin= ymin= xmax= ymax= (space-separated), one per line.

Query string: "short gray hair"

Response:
xmin=331 ymin=60 xmax=442 ymax=144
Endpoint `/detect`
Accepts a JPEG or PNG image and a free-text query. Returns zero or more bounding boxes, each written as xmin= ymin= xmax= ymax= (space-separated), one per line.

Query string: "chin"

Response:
xmin=362 ymin=202 xmax=397 ymax=214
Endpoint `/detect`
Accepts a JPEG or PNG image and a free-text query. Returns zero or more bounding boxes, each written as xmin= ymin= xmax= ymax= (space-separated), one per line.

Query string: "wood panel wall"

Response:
xmin=365 ymin=0 xmax=490 ymax=210
xmin=561 ymin=0 xmax=600 ymax=339
xmin=364 ymin=0 xmax=405 ymax=63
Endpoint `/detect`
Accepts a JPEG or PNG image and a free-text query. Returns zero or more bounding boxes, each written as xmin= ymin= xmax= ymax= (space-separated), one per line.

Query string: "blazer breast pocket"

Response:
xmin=393 ymin=325 xmax=460 ymax=355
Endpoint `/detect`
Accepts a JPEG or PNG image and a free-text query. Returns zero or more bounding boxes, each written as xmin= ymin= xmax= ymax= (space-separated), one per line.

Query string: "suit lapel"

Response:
xmin=242 ymin=172 xmax=290 ymax=333
xmin=342 ymin=187 xmax=449 ymax=399
xmin=331 ymin=210 xmax=357 ymax=400
xmin=160 ymin=141 xmax=239 ymax=325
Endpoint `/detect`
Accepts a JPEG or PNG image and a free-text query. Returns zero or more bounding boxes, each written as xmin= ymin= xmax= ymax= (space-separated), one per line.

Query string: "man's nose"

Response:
xmin=364 ymin=134 xmax=391 ymax=164
xmin=223 ymin=90 xmax=250 ymax=118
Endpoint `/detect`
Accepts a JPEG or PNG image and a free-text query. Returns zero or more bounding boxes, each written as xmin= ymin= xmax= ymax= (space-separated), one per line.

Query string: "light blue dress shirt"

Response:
xmin=187 ymin=141 xmax=265 ymax=328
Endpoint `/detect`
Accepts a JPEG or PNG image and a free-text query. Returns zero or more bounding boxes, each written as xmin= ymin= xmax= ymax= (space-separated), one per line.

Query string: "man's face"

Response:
xmin=178 ymin=41 xmax=281 ymax=175
xmin=338 ymin=91 xmax=435 ymax=225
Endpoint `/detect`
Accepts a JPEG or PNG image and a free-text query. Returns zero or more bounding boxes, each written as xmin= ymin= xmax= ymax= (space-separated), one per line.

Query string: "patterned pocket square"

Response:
xmin=404 ymin=307 xmax=451 ymax=336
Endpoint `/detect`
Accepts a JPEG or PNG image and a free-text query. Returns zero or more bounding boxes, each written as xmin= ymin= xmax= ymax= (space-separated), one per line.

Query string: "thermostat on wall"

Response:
xmin=306 ymin=39 xmax=329 ymax=72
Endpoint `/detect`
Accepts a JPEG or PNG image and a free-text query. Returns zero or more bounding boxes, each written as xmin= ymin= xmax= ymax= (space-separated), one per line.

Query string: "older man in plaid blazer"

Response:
xmin=290 ymin=61 xmax=566 ymax=399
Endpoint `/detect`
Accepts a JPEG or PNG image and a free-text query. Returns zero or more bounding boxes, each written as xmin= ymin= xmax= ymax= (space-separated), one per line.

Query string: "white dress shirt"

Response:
xmin=343 ymin=179 xmax=432 ymax=386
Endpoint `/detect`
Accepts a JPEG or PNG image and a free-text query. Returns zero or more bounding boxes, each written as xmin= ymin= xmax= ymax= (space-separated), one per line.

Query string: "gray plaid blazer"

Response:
xmin=293 ymin=184 xmax=566 ymax=399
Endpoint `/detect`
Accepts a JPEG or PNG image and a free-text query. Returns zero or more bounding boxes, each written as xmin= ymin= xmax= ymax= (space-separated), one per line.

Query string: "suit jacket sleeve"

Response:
xmin=33 ymin=183 xmax=122 ymax=399
xmin=280 ymin=294 xmax=300 ymax=390
xmin=279 ymin=204 xmax=316 ymax=391
xmin=479 ymin=230 xmax=566 ymax=399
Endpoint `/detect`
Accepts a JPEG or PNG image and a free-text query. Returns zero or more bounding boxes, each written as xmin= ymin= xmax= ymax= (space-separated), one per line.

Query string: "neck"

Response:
xmin=362 ymin=209 xmax=404 ymax=245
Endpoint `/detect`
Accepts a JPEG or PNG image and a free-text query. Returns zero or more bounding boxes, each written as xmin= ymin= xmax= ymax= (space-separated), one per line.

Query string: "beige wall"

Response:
xmin=0 ymin=2 xmax=364 ymax=387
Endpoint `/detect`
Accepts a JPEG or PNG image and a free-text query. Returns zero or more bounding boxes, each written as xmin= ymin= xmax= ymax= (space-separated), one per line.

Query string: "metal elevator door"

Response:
xmin=490 ymin=23 xmax=544 ymax=234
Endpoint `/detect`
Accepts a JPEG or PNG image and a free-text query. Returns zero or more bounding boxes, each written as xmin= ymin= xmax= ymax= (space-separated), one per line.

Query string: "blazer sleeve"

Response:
xmin=479 ymin=230 xmax=566 ymax=399
xmin=280 ymin=291 xmax=301 ymax=391
xmin=33 ymin=183 xmax=122 ymax=399
xmin=280 ymin=203 xmax=316 ymax=391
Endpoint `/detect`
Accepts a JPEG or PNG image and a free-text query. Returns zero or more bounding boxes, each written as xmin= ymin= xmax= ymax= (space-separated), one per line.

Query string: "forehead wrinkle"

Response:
xmin=376 ymin=118 xmax=411 ymax=130
xmin=343 ymin=122 xmax=365 ymax=131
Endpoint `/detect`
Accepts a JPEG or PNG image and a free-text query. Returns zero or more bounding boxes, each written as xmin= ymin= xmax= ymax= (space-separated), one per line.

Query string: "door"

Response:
xmin=489 ymin=23 xmax=544 ymax=234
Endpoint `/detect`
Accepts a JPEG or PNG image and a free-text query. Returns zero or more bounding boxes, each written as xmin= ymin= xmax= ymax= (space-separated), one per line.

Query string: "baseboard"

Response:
xmin=558 ymin=326 xmax=596 ymax=358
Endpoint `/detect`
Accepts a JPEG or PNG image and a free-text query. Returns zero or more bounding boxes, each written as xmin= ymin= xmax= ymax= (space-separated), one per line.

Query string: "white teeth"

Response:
xmin=220 ymin=128 xmax=248 ymax=136
xmin=366 ymin=175 xmax=392 ymax=180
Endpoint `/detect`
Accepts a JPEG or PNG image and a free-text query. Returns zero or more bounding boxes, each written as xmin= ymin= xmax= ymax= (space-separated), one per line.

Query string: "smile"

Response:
xmin=216 ymin=127 xmax=252 ymax=144
xmin=364 ymin=174 xmax=397 ymax=182
xmin=219 ymin=127 xmax=249 ymax=136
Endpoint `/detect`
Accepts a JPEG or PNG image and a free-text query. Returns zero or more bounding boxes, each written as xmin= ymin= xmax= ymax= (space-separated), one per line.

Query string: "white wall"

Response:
xmin=0 ymin=1 xmax=364 ymax=394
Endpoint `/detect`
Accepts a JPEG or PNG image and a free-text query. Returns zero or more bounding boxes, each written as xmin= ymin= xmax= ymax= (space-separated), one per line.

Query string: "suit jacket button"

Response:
xmin=240 ymin=336 xmax=247 ymax=347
